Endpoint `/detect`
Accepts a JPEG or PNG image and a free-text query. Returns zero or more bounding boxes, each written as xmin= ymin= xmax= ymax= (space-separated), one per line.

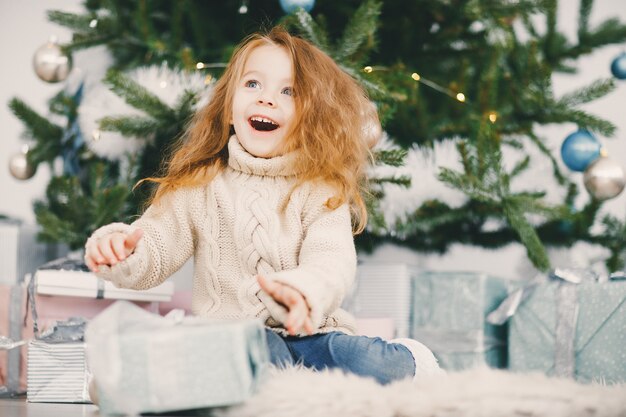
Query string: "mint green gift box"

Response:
xmin=508 ymin=279 xmax=626 ymax=384
xmin=85 ymin=301 xmax=269 ymax=415
xmin=410 ymin=271 xmax=513 ymax=371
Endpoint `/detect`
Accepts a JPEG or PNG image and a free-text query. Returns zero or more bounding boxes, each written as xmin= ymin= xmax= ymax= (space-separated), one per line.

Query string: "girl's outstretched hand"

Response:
xmin=85 ymin=229 xmax=144 ymax=273
xmin=257 ymin=275 xmax=314 ymax=336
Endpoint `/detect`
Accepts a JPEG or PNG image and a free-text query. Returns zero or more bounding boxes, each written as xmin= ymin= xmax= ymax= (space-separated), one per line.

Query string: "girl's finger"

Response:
xmin=87 ymin=244 xmax=106 ymax=265
xmin=257 ymin=275 xmax=281 ymax=299
xmin=111 ymin=234 xmax=127 ymax=260
xmin=124 ymin=229 xmax=143 ymax=252
xmin=99 ymin=238 xmax=118 ymax=265
xmin=84 ymin=256 xmax=99 ymax=273
xmin=303 ymin=317 xmax=314 ymax=335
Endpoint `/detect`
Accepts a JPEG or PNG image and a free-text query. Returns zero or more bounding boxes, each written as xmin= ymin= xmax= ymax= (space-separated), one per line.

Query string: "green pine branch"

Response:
xmin=8 ymin=98 xmax=64 ymax=166
xmin=103 ymin=69 xmax=174 ymax=120
xmin=334 ymin=0 xmax=382 ymax=63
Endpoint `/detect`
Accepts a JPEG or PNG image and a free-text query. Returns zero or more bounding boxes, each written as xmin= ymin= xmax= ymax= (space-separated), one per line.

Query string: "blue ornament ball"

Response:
xmin=611 ymin=52 xmax=626 ymax=80
xmin=560 ymin=129 xmax=601 ymax=172
xmin=279 ymin=0 xmax=315 ymax=14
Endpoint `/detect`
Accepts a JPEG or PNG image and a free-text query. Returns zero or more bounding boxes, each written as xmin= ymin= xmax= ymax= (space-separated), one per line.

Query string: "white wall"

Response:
xmin=1 ymin=0 xmax=625 ymax=281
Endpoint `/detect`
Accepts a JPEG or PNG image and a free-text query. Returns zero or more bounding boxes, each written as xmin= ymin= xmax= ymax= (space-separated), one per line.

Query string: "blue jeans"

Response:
xmin=264 ymin=329 xmax=415 ymax=385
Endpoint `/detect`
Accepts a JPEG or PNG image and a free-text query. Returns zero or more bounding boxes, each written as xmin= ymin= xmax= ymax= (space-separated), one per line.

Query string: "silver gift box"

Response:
xmin=27 ymin=340 xmax=91 ymax=403
xmin=86 ymin=301 xmax=269 ymax=415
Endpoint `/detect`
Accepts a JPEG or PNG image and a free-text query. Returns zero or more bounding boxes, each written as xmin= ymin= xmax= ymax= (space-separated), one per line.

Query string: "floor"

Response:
xmin=0 ymin=398 xmax=99 ymax=417
xmin=0 ymin=398 xmax=218 ymax=416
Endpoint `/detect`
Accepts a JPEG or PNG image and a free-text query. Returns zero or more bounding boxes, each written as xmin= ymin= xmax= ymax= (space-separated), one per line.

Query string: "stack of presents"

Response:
xmin=1 ymin=217 xmax=625 ymax=415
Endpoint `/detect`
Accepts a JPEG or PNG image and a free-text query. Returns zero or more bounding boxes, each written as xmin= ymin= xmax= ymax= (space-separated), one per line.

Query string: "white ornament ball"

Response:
xmin=33 ymin=41 xmax=72 ymax=83
xmin=583 ymin=156 xmax=625 ymax=201
xmin=8 ymin=149 xmax=36 ymax=180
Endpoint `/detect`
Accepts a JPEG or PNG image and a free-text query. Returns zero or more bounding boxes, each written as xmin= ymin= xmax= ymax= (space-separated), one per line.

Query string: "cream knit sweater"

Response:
xmin=86 ymin=136 xmax=357 ymax=335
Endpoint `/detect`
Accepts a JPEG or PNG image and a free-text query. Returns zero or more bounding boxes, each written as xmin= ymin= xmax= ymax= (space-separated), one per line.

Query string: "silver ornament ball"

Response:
xmin=8 ymin=150 xmax=36 ymax=180
xmin=33 ymin=41 xmax=72 ymax=83
xmin=583 ymin=156 xmax=625 ymax=201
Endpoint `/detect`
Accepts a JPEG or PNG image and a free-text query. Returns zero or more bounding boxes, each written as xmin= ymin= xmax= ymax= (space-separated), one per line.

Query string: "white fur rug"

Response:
xmin=215 ymin=367 xmax=626 ymax=417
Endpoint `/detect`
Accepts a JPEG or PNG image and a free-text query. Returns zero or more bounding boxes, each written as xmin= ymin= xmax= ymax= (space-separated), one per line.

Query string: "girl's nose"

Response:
xmin=257 ymin=96 xmax=275 ymax=107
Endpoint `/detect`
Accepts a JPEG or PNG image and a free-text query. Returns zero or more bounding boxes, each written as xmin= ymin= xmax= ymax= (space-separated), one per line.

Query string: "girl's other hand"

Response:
xmin=85 ymin=229 xmax=143 ymax=273
xmin=257 ymin=275 xmax=314 ymax=336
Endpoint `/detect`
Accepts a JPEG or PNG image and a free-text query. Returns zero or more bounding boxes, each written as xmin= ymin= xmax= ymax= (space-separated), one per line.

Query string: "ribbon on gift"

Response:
xmin=411 ymin=328 xmax=504 ymax=354
xmin=486 ymin=268 xmax=626 ymax=378
xmin=26 ymin=271 xmax=87 ymax=342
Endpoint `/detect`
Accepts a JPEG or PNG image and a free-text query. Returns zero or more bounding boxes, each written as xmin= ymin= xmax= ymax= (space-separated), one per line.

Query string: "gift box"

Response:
xmin=508 ymin=276 xmax=626 ymax=384
xmin=411 ymin=271 xmax=512 ymax=371
xmin=0 ymin=284 xmax=28 ymax=396
xmin=86 ymin=301 xmax=269 ymax=415
xmin=34 ymin=256 xmax=174 ymax=302
xmin=26 ymin=318 xmax=91 ymax=403
xmin=344 ymin=263 xmax=417 ymax=338
xmin=0 ymin=218 xmax=65 ymax=285
xmin=27 ymin=340 xmax=91 ymax=403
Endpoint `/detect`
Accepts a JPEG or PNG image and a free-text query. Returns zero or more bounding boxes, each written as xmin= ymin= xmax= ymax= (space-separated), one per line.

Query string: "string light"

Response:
xmin=194 ymin=62 xmax=228 ymax=70
xmin=364 ymin=65 xmax=469 ymax=103
xmin=488 ymin=111 xmax=498 ymax=123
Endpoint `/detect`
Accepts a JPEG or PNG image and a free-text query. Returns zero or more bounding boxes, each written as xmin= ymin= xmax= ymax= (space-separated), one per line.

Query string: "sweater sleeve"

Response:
xmin=264 ymin=185 xmax=357 ymax=329
xmin=84 ymin=186 xmax=201 ymax=290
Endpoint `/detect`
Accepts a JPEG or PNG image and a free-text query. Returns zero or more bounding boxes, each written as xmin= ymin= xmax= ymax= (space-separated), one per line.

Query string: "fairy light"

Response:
xmin=194 ymin=62 xmax=228 ymax=70
xmin=488 ymin=112 xmax=498 ymax=123
xmin=364 ymin=65 xmax=470 ymax=103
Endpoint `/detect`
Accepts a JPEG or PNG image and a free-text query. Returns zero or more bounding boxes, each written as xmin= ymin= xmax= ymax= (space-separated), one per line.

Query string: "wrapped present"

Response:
xmin=0 ymin=218 xmax=65 ymax=285
xmin=411 ymin=271 xmax=513 ymax=371
xmin=0 ymin=284 xmax=29 ymax=396
xmin=34 ymin=255 xmax=174 ymax=302
xmin=27 ymin=318 xmax=91 ymax=403
xmin=86 ymin=301 xmax=269 ymax=415
xmin=506 ymin=270 xmax=626 ymax=384
xmin=344 ymin=263 xmax=417 ymax=338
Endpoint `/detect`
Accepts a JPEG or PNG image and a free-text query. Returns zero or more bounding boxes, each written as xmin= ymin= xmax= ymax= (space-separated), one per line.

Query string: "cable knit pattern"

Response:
xmin=86 ymin=135 xmax=357 ymax=335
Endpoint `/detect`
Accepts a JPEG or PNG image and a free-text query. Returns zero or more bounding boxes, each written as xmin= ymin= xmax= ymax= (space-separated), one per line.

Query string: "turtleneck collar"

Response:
xmin=227 ymin=135 xmax=299 ymax=177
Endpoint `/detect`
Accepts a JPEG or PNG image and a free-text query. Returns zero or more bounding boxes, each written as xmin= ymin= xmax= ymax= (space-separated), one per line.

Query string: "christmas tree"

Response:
xmin=8 ymin=0 xmax=626 ymax=272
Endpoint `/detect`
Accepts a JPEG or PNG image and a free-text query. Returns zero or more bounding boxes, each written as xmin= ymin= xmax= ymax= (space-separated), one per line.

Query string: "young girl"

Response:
xmin=84 ymin=26 xmax=441 ymax=385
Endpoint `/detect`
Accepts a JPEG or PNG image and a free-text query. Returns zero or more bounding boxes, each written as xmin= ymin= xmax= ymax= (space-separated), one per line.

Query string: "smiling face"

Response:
xmin=231 ymin=44 xmax=296 ymax=158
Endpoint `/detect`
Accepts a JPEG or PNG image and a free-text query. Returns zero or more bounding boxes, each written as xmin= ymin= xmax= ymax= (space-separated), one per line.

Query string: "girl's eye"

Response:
xmin=245 ymin=80 xmax=260 ymax=89
xmin=281 ymin=87 xmax=294 ymax=96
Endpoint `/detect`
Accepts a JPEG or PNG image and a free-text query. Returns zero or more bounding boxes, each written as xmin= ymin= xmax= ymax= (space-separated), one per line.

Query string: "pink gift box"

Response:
xmin=1 ymin=283 xmax=193 ymax=393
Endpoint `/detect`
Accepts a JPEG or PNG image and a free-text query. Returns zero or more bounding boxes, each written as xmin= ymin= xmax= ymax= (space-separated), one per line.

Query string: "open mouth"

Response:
xmin=249 ymin=116 xmax=279 ymax=132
